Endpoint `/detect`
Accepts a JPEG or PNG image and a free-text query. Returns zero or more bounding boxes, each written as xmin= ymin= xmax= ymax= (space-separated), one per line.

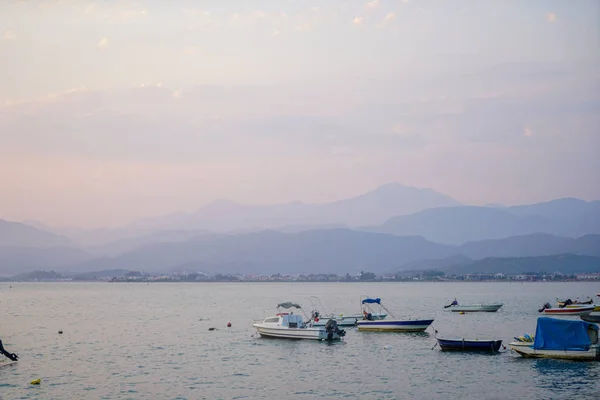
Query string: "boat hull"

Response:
xmin=566 ymin=304 xmax=600 ymax=312
xmin=357 ymin=319 xmax=434 ymax=332
xmin=509 ymin=342 xmax=600 ymax=361
xmin=437 ymin=338 xmax=502 ymax=352
xmin=252 ymin=324 xmax=341 ymax=341
xmin=542 ymin=306 xmax=596 ymax=315
xmin=448 ymin=304 xmax=503 ymax=312
xmin=350 ymin=313 xmax=387 ymax=321
xmin=312 ymin=313 xmax=388 ymax=326
xmin=312 ymin=316 xmax=358 ymax=327
xmin=580 ymin=313 xmax=600 ymax=323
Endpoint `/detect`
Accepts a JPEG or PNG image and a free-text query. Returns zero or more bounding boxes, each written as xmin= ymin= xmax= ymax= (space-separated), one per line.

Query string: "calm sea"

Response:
xmin=1 ymin=282 xmax=599 ymax=399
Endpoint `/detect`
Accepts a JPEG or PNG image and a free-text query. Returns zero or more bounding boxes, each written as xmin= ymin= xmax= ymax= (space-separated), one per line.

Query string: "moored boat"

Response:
xmin=307 ymin=296 xmax=376 ymax=327
xmin=539 ymin=303 xmax=596 ymax=315
xmin=566 ymin=304 xmax=600 ymax=312
xmin=557 ymin=297 xmax=595 ymax=307
xmin=356 ymin=297 xmax=434 ymax=332
xmin=436 ymin=337 xmax=503 ymax=352
xmin=0 ymin=340 xmax=18 ymax=365
xmin=509 ymin=317 xmax=600 ymax=361
xmin=358 ymin=319 xmax=435 ymax=332
xmin=580 ymin=313 xmax=600 ymax=323
xmin=252 ymin=302 xmax=346 ymax=341
xmin=444 ymin=299 xmax=503 ymax=312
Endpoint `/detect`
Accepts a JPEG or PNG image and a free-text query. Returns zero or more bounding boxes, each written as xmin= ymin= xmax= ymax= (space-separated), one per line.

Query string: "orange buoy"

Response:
xmin=227 ymin=322 xmax=232 ymax=328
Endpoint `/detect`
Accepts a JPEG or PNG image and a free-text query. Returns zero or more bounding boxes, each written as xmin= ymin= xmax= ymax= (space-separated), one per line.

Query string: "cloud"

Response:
xmin=546 ymin=12 xmax=557 ymax=23
xmin=183 ymin=47 xmax=197 ymax=56
xmin=98 ymin=37 xmax=108 ymax=49
xmin=251 ymin=11 xmax=266 ymax=19
xmin=382 ymin=12 xmax=396 ymax=24
xmin=184 ymin=9 xmax=212 ymax=29
xmin=80 ymin=1 xmax=147 ymax=23
xmin=3 ymin=30 xmax=17 ymax=41
xmin=296 ymin=23 xmax=312 ymax=32
xmin=353 ymin=17 xmax=365 ymax=25
xmin=523 ymin=127 xmax=533 ymax=137
xmin=366 ymin=0 xmax=380 ymax=9
xmin=272 ymin=29 xmax=281 ymax=37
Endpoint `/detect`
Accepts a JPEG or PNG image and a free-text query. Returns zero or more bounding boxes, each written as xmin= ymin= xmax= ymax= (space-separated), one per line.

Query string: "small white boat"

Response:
xmin=444 ymin=299 xmax=503 ymax=312
xmin=509 ymin=317 xmax=600 ymax=361
xmin=356 ymin=297 xmax=434 ymax=332
xmin=252 ymin=302 xmax=346 ymax=341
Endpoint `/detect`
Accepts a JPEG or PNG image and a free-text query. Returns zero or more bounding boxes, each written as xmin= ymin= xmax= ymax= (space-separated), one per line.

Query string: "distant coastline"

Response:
xmin=3 ymin=270 xmax=598 ymax=283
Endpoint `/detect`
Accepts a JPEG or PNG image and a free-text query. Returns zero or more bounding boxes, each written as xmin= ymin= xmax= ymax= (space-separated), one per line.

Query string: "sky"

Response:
xmin=0 ymin=0 xmax=599 ymax=228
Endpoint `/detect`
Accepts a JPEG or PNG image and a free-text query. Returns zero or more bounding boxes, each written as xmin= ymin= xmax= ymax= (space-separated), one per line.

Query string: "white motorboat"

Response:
xmin=252 ymin=302 xmax=346 ymax=341
xmin=509 ymin=317 xmax=600 ymax=361
xmin=444 ymin=299 xmax=503 ymax=312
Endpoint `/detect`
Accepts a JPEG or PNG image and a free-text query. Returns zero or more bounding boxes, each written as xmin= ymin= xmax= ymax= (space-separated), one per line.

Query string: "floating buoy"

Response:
xmin=227 ymin=322 xmax=232 ymax=328
xmin=30 ymin=378 xmax=41 ymax=385
xmin=459 ymin=311 xmax=465 ymax=315
xmin=58 ymin=330 xmax=63 ymax=334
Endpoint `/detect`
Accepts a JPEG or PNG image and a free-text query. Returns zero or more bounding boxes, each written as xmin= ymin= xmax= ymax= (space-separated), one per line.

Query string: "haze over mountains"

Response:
xmin=127 ymin=183 xmax=462 ymax=232
xmin=1 ymin=183 xmax=599 ymax=277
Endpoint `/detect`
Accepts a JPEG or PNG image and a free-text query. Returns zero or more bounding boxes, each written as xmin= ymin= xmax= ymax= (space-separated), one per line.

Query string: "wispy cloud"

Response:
xmin=296 ymin=23 xmax=312 ymax=32
xmin=381 ymin=12 xmax=396 ymax=25
xmin=546 ymin=12 xmax=557 ymax=23
xmin=183 ymin=47 xmax=197 ymax=56
xmin=184 ymin=9 xmax=213 ymax=29
xmin=272 ymin=29 xmax=281 ymax=37
xmin=98 ymin=37 xmax=108 ymax=49
xmin=81 ymin=1 xmax=147 ymax=23
xmin=523 ymin=127 xmax=533 ymax=137
xmin=3 ymin=30 xmax=17 ymax=41
xmin=366 ymin=0 xmax=380 ymax=9
xmin=353 ymin=17 xmax=364 ymax=25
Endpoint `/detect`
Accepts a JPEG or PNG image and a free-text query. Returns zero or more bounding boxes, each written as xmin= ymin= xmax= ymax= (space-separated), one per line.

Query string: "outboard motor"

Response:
xmin=538 ymin=302 xmax=551 ymax=313
xmin=324 ymin=319 xmax=346 ymax=341
xmin=0 ymin=340 xmax=18 ymax=362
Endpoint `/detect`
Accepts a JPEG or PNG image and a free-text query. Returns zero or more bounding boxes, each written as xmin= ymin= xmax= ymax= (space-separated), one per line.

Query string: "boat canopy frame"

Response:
xmin=361 ymin=296 xmax=395 ymax=319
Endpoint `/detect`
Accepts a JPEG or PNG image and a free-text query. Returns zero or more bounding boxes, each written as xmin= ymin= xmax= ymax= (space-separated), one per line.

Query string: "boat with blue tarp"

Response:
xmin=357 ymin=297 xmax=434 ymax=332
xmin=509 ymin=317 xmax=600 ymax=361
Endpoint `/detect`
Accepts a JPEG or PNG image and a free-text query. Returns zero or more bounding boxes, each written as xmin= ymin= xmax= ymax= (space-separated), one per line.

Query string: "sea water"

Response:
xmin=1 ymin=282 xmax=599 ymax=399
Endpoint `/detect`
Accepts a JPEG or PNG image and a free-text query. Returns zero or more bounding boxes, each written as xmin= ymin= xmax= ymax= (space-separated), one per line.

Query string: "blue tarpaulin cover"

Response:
xmin=362 ymin=298 xmax=381 ymax=304
xmin=533 ymin=317 xmax=598 ymax=351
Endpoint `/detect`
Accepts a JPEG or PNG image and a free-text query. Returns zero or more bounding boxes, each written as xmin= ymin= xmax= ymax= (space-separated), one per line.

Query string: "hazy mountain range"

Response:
xmin=368 ymin=198 xmax=600 ymax=244
xmin=125 ymin=182 xmax=462 ymax=232
xmin=1 ymin=183 xmax=599 ymax=276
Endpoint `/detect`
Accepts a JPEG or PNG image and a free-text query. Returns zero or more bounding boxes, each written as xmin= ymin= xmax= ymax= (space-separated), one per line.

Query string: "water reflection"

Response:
xmin=531 ymin=358 xmax=599 ymax=397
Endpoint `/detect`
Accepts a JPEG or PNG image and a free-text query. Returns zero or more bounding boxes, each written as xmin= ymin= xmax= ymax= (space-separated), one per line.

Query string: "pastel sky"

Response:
xmin=1 ymin=0 xmax=599 ymax=228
